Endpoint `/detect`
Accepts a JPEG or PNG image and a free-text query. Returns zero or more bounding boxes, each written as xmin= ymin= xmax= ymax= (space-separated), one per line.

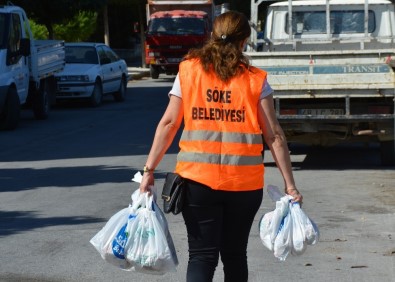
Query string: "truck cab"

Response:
xmin=145 ymin=0 xmax=214 ymax=79
xmin=146 ymin=10 xmax=210 ymax=79
xmin=260 ymin=0 xmax=395 ymax=51
xmin=0 ymin=5 xmax=64 ymax=130
xmin=0 ymin=6 xmax=30 ymax=129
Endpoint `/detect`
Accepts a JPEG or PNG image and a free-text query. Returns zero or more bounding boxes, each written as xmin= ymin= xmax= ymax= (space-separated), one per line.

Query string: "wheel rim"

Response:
xmin=92 ymin=82 xmax=102 ymax=105
xmin=120 ymin=79 xmax=126 ymax=98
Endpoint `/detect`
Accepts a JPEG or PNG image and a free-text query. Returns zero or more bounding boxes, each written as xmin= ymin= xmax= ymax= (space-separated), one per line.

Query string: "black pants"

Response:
xmin=182 ymin=180 xmax=263 ymax=282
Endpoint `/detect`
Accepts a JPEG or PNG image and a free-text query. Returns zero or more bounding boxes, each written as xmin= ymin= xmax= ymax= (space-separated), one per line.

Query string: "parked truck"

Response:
xmin=145 ymin=0 xmax=215 ymax=79
xmin=0 ymin=5 xmax=65 ymax=130
xmin=247 ymin=0 xmax=395 ymax=165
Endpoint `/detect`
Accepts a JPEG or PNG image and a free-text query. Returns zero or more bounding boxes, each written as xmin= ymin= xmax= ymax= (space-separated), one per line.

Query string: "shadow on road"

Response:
xmin=0 ymin=210 xmax=102 ymax=237
xmin=0 ymin=165 xmax=168 ymax=193
xmin=264 ymin=143 xmax=393 ymax=170
xmin=0 ymin=85 xmax=181 ymax=163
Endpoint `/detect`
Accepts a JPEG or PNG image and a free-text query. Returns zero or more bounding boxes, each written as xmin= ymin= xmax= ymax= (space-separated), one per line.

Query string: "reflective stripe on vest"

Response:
xmin=179 ymin=130 xmax=263 ymax=166
xmin=177 ymin=152 xmax=264 ymax=166
xmin=175 ymin=58 xmax=268 ymax=191
xmin=180 ymin=130 xmax=263 ymax=145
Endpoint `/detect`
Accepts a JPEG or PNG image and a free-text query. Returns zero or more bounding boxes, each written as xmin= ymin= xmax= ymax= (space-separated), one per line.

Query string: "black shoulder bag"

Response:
xmin=161 ymin=173 xmax=185 ymax=215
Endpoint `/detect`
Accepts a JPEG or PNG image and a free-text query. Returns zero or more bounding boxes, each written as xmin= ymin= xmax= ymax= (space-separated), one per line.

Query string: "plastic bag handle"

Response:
xmin=130 ymin=191 xmax=146 ymax=212
xmin=144 ymin=192 xmax=154 ymax=211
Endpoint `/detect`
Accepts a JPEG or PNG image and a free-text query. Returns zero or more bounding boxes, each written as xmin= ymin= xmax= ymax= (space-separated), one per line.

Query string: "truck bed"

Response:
xmin=30 ymin=40 xmax=65 ymax=82
xmin=247 ymin=48 xmax=394 ymax=148
xmin=247 ymin=49 xmax=395 ymax=94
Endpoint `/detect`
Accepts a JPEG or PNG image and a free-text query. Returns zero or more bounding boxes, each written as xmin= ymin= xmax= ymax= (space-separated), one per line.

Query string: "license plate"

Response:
xmin=298 ymin=109 xmax=345 ymax=115
xmin=168 ymin=58 xmax=182 ymax=63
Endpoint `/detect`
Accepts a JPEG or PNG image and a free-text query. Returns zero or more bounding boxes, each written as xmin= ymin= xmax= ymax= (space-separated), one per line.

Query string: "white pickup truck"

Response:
xmin=0 ymin=5 xmax=65 ymax=130
xmin=248 ymin=0 xmax=395 ymax=165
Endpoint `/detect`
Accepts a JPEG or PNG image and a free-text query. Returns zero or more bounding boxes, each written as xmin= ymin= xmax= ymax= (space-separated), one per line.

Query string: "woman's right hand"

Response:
xmin=139 ymin=172 xmax=154 ymax=194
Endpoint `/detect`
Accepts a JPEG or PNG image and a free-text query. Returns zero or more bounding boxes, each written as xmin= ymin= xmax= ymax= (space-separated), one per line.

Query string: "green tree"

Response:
xmin=29 ymin=19 xmax=48 ymax=40
xmin=28 ymin=11 xmax=97 ymax=42
xmin=54 ymin=11 xmax=98 ymax=42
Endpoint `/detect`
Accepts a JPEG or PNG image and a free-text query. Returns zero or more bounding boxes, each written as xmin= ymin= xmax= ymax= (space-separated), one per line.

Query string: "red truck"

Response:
xmin=145 ymin=0 xmax=215 ymax=79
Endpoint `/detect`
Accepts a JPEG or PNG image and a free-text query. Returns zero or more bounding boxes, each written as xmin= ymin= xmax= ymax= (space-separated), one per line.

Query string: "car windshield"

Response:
xmin=148 ymin=17 xmax=206 ymax=35
xmin=0 ymin=13 xmax=8 ymax=49
xmin=286 ymin=10 xmax=375 ymax=34
xmin=65 ymin=46 xmax=98 ymax=64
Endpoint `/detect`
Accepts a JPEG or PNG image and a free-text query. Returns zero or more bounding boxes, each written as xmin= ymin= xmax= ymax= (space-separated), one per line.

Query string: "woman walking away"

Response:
xmin=139 ymin=11 xmax=303 ymax=282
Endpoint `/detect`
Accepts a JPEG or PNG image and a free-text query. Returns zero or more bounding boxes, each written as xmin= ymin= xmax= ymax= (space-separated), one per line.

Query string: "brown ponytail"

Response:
xmin=185 ymin=11 xmax=251 ymax=83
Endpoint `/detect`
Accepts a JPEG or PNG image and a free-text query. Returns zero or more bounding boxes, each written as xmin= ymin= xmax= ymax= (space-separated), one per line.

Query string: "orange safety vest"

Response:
xmin=174 ymin=58 xmax=267 ymax=191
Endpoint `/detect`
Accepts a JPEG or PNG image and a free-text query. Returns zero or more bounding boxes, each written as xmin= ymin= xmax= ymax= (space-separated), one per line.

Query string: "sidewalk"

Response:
xmin=128 ymin=67 xmax=150 ymax=80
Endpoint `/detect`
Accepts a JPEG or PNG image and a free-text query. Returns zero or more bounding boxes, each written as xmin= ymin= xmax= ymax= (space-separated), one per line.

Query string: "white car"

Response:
xmin=55 ymin=42 xmax=129 ymax=106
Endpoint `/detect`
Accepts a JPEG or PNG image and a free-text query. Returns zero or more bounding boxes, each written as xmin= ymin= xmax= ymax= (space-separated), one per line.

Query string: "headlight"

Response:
xmin=57 ymin=75 xmax=90 ymax=82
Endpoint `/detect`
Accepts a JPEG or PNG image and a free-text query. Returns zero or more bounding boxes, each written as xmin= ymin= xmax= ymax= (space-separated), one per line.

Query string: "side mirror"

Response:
xmin=19 ymin=38 xmax=31 ymax=56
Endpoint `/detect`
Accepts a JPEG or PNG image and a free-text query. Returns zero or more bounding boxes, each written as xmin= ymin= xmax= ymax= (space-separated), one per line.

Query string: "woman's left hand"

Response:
xmin=286 ymin=188 xmax=303 ymax=206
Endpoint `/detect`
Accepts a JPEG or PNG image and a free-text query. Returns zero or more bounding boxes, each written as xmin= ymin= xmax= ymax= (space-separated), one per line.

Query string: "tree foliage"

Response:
xmin=1 ymin=0 xmax=253 ymax=47
xmin=54 ymin=11 xmax=98 ymax=42
xmin=28 ymin=11 xmax=98 ymax=41
xmin=8 ymin=0 xmax=106 ymax=38
xmin=28 ymin=19 xmax=48 ymax=40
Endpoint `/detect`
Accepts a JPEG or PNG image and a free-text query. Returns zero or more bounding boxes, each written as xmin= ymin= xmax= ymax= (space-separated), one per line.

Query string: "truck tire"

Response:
xmin=90 ymin=79 xmax=103 ymax=107
xmin=33 ymin=78 xmax=52 ymax=120
xmin=0 ymin=87 xmax=20 ymax=130
xmin=380 ymin=140 xmax=395 ymax=166
xmin=113 ymin=76 xmax=126 ymax=102
xmin=150 ymin=65 xmax=160 ymax=79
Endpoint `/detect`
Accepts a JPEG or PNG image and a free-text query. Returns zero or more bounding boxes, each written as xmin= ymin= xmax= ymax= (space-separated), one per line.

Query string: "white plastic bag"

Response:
xmin=259 ymin=195 xmax=292 ymax=251
xmin=291 ymin=202 xmax=320 ymax=246
xmin=153 ymin=200 xmax=179 ymax=267
xmin=125 ymin=192 xmax=178 ymax=274
xmin=258 ymin=211 xmax=275 ymax=251
xmin=89 ymin=191 xmax=145 ymax=270
xmin=259 ymin=185 xmax=320 ymax=261
xmin=273 ymin=201 xmax=319 ymax=260
xmin=89 ymin=206 xmax=136 ymax=270
xmin=267 ymin=184 xmax=284 ymax=201
xmin=290 ymin=203 xmax=307 ymax=255
xmin=273 ymin=211 xmax=293 ymax=261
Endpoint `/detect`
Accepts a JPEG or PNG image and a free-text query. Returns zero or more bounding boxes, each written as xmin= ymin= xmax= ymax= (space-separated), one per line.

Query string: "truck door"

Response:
xmin=6 ymin=13 xmax=29 ymax=103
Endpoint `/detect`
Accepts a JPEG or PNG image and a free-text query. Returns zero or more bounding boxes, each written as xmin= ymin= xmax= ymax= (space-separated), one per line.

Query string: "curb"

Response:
xmin=128 ymin=67 xmax=150 ymax=80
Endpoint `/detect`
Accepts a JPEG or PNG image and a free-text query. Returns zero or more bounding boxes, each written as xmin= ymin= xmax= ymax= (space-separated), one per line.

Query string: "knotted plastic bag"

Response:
xmin=89 ymin=197 xmax=143 ymax=270
xmin=259 ymin=195 xmax=292 ymax=251
xmin=259 ymin=185 xmax=319 ymax=261
xmin=125 ymin=192 xmax=178 ymax=274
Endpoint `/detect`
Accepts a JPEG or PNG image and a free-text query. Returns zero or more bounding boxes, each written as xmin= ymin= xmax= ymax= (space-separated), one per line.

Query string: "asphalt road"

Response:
xmin=0 ymin=76 xmax=394 ymax=282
